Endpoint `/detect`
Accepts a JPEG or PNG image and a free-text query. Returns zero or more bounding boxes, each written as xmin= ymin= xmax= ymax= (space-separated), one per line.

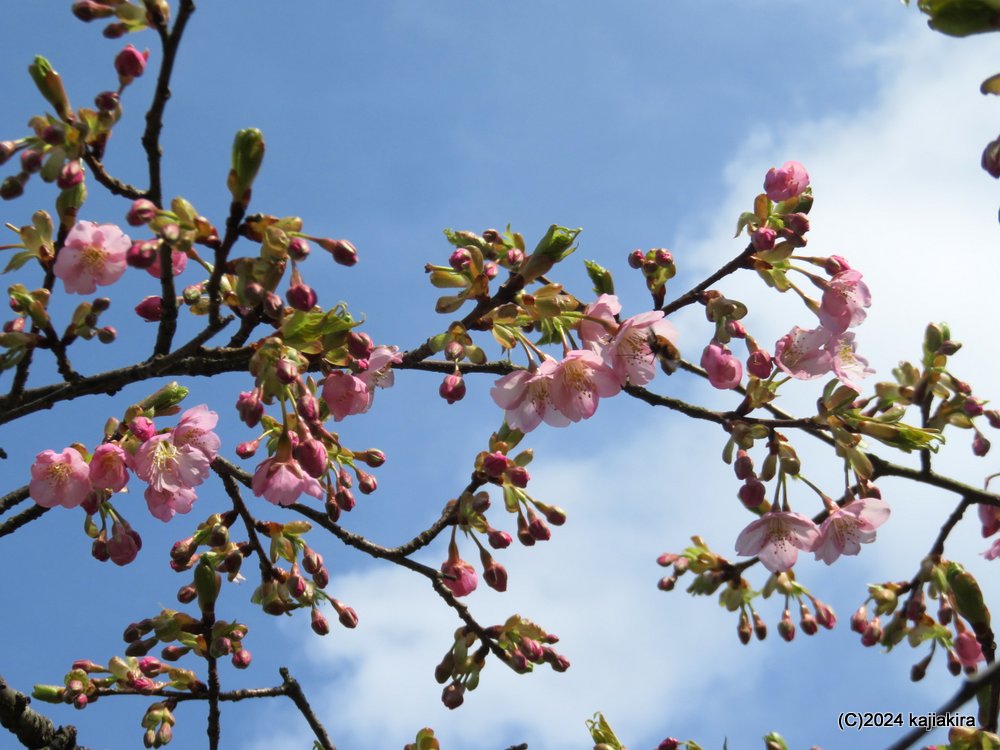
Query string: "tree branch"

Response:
xmin=0 ymin=673 xmax=88 ymax=750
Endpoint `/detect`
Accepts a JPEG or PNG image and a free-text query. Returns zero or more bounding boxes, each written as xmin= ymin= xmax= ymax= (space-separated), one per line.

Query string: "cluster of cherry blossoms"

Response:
xmin=734 ymin=490 xmax=891 ymax=574
xmin=28 ymin=402 xmax=220 ymax=564
xmin=235 ymin=334 xmax=395 ymax=510
xmin=490 ymin=294 xmax=678 ymax=431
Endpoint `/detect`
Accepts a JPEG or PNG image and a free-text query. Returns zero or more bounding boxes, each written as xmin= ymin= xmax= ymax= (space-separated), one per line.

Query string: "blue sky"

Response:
xmin=1 ymin=3 xmax=999 ymax=749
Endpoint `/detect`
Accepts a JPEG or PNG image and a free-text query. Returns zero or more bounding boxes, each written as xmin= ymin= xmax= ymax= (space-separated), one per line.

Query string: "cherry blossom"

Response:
xmin=53 ymin=221 xmax=131 ymax=294
xmin=145 ymin=246 xmax=188 ymax=279
xmin=441 ymin=554 xmax=478 ymax=597
xmin=700 ymin=342 xmax=742 ymax=389
xmin=89 ymin=443 xmax=129 ymax=492
xmin=734 ymin=511 xmax=820 ymax=573
xmin=358 ymin=345 xmax=402 ymax=392
xmin=954 ymin=631 xmax=985 ymax=668
xmin=144 ymin=486 xmax=197 ymax=522
xmin=549 ymin=349 xmax=621 ymax=422
xmin=605 ymin=313 xmax=678 ymax=387
xmin=826 ymin=331 xmax=875 ymax=389
xmin=763 ymin=161 xmax=810 ymax=202
xmin=491 ymin=358 xmax=570 ymax=432
xmin=579 ymin=294 xmax=621 ymax=346
xmin=812 ymin=496 xmax=890 ymax=565
xmin=251 ymin=456 xmax=324 ymax=506
xmin=774 ymin=326 xmax=834 ymax=380
xmin=321 ymin=370 xmax=371 ymax=421
xmin=29 ymin=447 xmax=92 ymax=509
xmin=818 ymin=269 xmax=871 ymax=334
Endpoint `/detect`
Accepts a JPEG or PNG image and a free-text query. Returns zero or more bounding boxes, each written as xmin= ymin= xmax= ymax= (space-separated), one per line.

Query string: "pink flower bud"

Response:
xmin=483 ymin=260 xmax=498 ymax=279
xmin=487 ymin=529 xmax=512 ymax=549
xmin=72 ymin=1 xmax=115 ymax=21
xmin=94 ymin=90 xmax=119 ymax=112
xmin=781 ymin=212 xmax=810 ymax=236
xmin=1 ymin=175 xmax=27 ymax=200
xmin=442 ymin=682 xmax=465 ymax=710
xmin=973 ymin=431 xmax=991 ymax=457
xmin=288 ymin=237 xmax=310 ymax=261
xmin=275 ymin=358 xmax=299 ymax=384
xmin=653 ymin=248 xmax=673 ymax=267
xmin=115 ymin=45 xmax=149 ymax=83
xmin=231 ymin=649 xmax=252 ymax=669
xmin=262 ymin=291 xmax=283 ymax=319
xmin=763 ymin=161 xmax=810 ymax=202
xmin=0 ymin=141 xmax=15 ymax=166
xmin=627 ymin=249 xmax=644 ymax=269
xmin=235 ymin=440 xmax=259 ymax=459
xmin=747 ymin=349 xmax=773 ymax=379
xmin=108 ymin=522 xmax=142 ymax=566
xmin=310 ymin=607 xmax=330 ymax=636
xmin=335 ymin=604 xmax=358 ymax=628
xmin=701 ymin=341 xmax=742 ymax=389
xmin=336 ymin=486 xmax=356 ymax=512
xmin=506 ymin=465 xmax=530 ymax=488
xmin=751 ymin=226 xmax=777 ymax=250
xmin=127 ymin=199 xmax=158 ymax=227
xmin=126 ymin=241 xmax=157 ymax=269
xmin=483 ymin=561 xmax=508 ymax=592
xmin=236 ymin=388 xmax=264 ymax=428
xmin=965 ymin=398 xmax=985 ymax=417
xmin=983 ymin=135 xmax=1000 ymax=179
xmin=318 ymin=238 xmax=358 ymax=266
xmin=733 ymin=449 xmax=754 ymax=480
xmin=137 ymin=657 xmax=163 ymax=677
xmin=286 ymin=282 xmax=317 ymax=311
xmin=778 ymin=610 xmax=795 ymax=641
xmin=861 ymin=617 xmax=882 ymax=647
xmin=482 ymin=451 xmax=509 ymax=478
xmin=134 ymin=296 xmax=163 ymax=322
xmin=814 ymin=601 xmax=837 ymax=630
xmin=506 ymin=247 xmax=524 ymax=265
xmin=20 ymin=149 xmax=42 ymax=174
xmin=57 ymin=160 xmax=84 ymax=189
xmin=129 ymin=416 xmax=156 ymax=442
xmin=449 ymin=247 xmax=471 ymax=270
xmin=527 ymin=512 xmax=551 ymax=541
xmin=357 ymin=470 xmax=377 ymax=495
xmin=439 ymin=371 xmax=466 ymax=404
xmin=294 ymin=438 xmax=328 ymax=478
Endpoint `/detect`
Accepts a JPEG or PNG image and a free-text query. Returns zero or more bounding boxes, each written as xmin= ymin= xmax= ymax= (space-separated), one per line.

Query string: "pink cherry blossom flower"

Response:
xmin=579 ymin=293 xmax=622 ymax=346
xmin=812 ymin=497 xmax=890 ymax=565
xmin=735 ymin=511 xmax=820 ymax=573
xmin=251 ymin=457 xmax=324 ymax=506
xmin=145 ymin=486 xmax=197 ymax=522
xmin=605 ymin=313 xmax=678 ymax=387
xmin=132 ymin=409 xmax=217 ymax=498
xmin=491 ymin=358 xmax=570 ymax=432
xmin=171 ymin=404 xmax=220 ymax=462
xmin=826 ymin=331 xmax=875 ymax=389
xmin=550 ymin=349 xmax=621 ymax=422
xmin=30 ymin=447 xmax=92 ymax=508
xmin=89 ymin=443 xmax=129 ymax=491
xmin=53 ymin=221 xmax=131 ymax=294
xmin=321 ymin=370 xmax=371 ymax=420
xmin=954 ymin=631 xmax=985 ymax=668
xmin=774 ymin=326 xmax=834 ymax=380
xmin=763 ymin=161 xmax=810 ymax=202
xmin=358 ymin=345 xmax=402 ymax=391
xmin=979 ymin=504 xmax=1000 ymax=538
xmin=441 ymin=555 xmax=478 ymax=597
xmin=145 ymin=246 xmax=188 ymax=279
xmin=700 ymin=342 xmax=742 ymax=389
xmin=818 ymin=270 xmax=871 ymax=334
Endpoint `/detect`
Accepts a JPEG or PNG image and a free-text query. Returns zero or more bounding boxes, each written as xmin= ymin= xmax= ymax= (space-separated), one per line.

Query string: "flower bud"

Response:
xmin=439 ymin=371 xmax=466 ymax=404
xmin=973 ymin=431 xmax=991 ymax=457
xmin=449 ymin=247 xmax=471 ymax=270
xmin=441 ymin=682 xmax=465 ymax=710
xmin=72 ymin=1 xmax=115 ymax=21
xmin=627 ymin=249 xmax=644 ymax=269
xmin=752 ymin=612 xmax=767 ymax=640
xmin=357 ymin=470 xmax=377 ymax=495
xmin=318 ymin=238 xmax=358 ymax=266
xmin=983 ymin=135 xmax=1000 ymax=179
xmin=228 ymin=128 xmax=265 ymax=206
xmin=57 ymin=160 xmax=85 ymax=190
xmin=747 ymin=349 xmax=773 ymax=379
xmin=346 ymin=331 xmax=374 ymax=359
xmin=737 ymin=612 xmax=752 ymax=644
xmin=286 ymin=282 xmax=317 ymax=311
xmin=232 ymin=649 xmax=252 ymax=669
xmin=127 ymin=199 xmax=158 ymax=227
xmin=0 ymin=141 xmax=16 ymax=166
xmin=359 ymin=449 xmax=386 ymax=467
xmin=0 ymin=174 xmax=27 ymax=201
xmin=295 ymin=438 xmax=328 ymax=478
xmin=861 ymin=617 xmax=882 ymax=647
xmin=135 ymin=296 xmax=164 ymax=322
xmin=130 ymin=416 xmax=156 ymax=442
xmin=751 ymin=226 xmax=777 ymax=251
xmin=20 ymin=149 xmax=42 ymax=174
xmin=778 ymin=609 xmax=795 ymax=641
xmin=311 ymin=607 xmax=330 ymax=636
xmin=288 ymin=236 xmax=310 ymax=260
xmin=487 ymin=528 xmax=512 ymax=549
xmin=94 ymin=90 xmax=119 ymax=112
xmin=115 ymin=44 xmax=150 ymax=84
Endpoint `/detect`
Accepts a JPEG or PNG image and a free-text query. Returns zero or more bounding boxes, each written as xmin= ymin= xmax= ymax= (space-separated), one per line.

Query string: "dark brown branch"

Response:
xmin=660 ymin=242 xmax=755 ymax=317
xmin=278 ymin=668 xmax=337 ymax=750
xmin=0 ymin=673 xmax=88 ymax=750
xmin=0 ymin=487 xmax=29 ymax=516
xmin=218 ymin=469 xmax=276 ymax=580
xmin=0 ymin=346 xmax=253 ymax=426
xmin=82 ymin=153 xmax=146 ymax=200
xmin=0 ymin=504 xmax=47 ymax=539
xmin=207 ymin=202 xmax=247 ymax=327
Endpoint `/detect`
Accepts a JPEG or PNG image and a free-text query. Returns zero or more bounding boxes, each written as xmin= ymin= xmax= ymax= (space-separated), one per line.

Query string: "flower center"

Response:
xmin=82 ymin=244 xmax=106 ymax=272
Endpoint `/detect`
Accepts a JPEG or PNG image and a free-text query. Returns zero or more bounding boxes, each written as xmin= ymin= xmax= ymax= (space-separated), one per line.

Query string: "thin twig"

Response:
xmin=660 ymin=242 xmax=755 ymax=317
xmin=218 ymin=469 xmax=276 ymax=580
xmin=0 ymin=504 xmax=47 ymax=539
xmin=82 ymin=153 xmax=146 ymax=200
xmin=0 ymin=487 xmax=29 ymax=517
xmin=279 ymin=668 xmax=337 ymax=750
